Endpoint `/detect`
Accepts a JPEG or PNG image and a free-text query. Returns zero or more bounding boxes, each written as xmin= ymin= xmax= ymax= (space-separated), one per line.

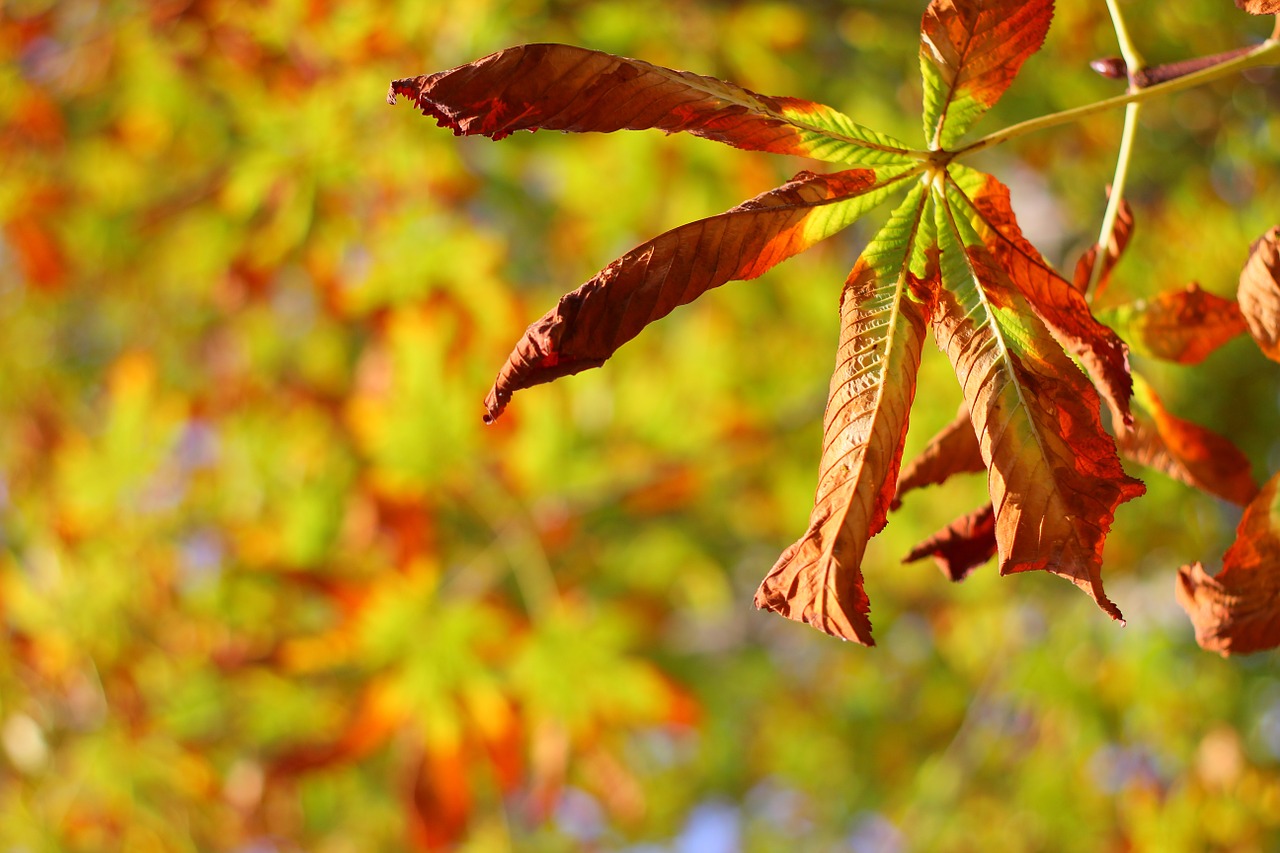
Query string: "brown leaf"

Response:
xmin=919 ymin=0 xmax=1054 ymax=149
xmin=931 ymin=190 xmax=1145 ymax=621
xmin=903 ymin=503 xmax=997 ymax=581
xmin=892 ymin=402 xmax=984 ymax=508
xmin=482 ymin=167 xmax=898 ymax=423
xmin=953 ymin=170 xmax=1133 ymax=426
xmin=389 ymin=43 xmax=909 ymax=163
xmin=755 ymin=187 xmax=932 ymax=645
xmin=1116 ymin=375 xmax=1258 ymax=506
xmin=1177 ymin=472 xmax=1280 ymax=655
xmin=1072 ymin=195 xmax=1134 ymax=299
xmin=1235 ymin=0 xmax=1280 ymax=14
xmin=1238 ymin=225 xmax=1280 ymax=362
xmin=1103 ymin=283 xmax=1248 ymax=364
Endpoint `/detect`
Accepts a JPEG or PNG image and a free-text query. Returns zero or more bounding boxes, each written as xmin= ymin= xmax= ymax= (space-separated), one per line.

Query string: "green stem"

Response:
xmin=1088 ymin=101 xmax=1140 ymax=295
xmin=956 ymin=38 xmax=1280 ymax=158
xmin=1088 ymin=0 xmax=1143 ymax=295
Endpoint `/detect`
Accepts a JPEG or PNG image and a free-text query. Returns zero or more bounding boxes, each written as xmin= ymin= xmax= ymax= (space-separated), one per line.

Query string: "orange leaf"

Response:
xmin=952 ymin=170 xmax=1133 ymax=426
xmin=755 ymin=187 xmax=932 ymax=645
xmin=903 ymin=503 xmax=997 ymax=581
xmin=1235 ymin=0 xmax=1280 ymax=13
xmin=482 ymin=167 xmax=903 ymax=422
xmin=1117 ymin=375 xmax=1258 ymax=506
xmin=892 ymin=402 xmax=984 ymax=509
xmin=1103 ymin=283 xmax=1247 ymax=364
xmin=1177 ymin=472 xmax=1280 ymax=655
xmin=931 ymin=187 xmax=1144 ymax=620
xmin=1238 ymin=225 xmax=1280 ymax=362
xmin=389 ymin=43 xmax=910 ymax=164
xmin=919 ymin=0 xmax=1054 ymax=149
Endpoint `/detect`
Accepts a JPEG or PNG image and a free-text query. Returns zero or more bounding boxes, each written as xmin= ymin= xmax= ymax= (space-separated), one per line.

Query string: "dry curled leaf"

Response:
xmin=1177 ymin=472 xmax=1280 ymax=655
xmin=1234 ymin=0 xmax=1280 ymax=14
xmin=893 ymin=403 xmax=984 ymax=508
xmin=903 ymin=503 xmax=997 ymax=581
xmin=1072 ymin=194 xmax=1134 ymax=299
xmin=1238 ymin=225 xmax=1280 ymax=362
xmin=1102 ymin=283 xmax=1248 ymax=365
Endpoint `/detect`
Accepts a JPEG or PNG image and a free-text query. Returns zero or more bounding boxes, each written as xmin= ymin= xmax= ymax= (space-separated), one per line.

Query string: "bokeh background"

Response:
xmin=3 ymin=0 xmax=1280 ymax=850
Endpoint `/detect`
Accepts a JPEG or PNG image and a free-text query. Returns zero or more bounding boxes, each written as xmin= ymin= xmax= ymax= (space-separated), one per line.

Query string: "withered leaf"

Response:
xmin=919 ymin=0 xmax=1054 ymax=149
xmin=930 ymin=182 xmax=1144 ymax=621
xmin=389 ymin=43 xmax=910 ymax=165
xmin=950 ymin=167 xmax=1133 ymax=426
xmin=1116 ymin=374 xmax=1258 ymax=506
xmin=755 ymin=187 xmax=932 ymax=645
xmin=1238 ymin=225 xmax=1280 ymax=362
xmin=893 ymin=402 xmax=984 ymax=508
xmin=481 ymin=167 xmax=912 ymax=423
xmin=1234 ymin=0 xmax=1280 ymax=14
xmin=903 ymin=503 xmax=997 ymax=581
xmin=1177 ymin=472 xmax=1280 ymax=655
xmin=1101 ymin=283 xmax=1248 ymax=365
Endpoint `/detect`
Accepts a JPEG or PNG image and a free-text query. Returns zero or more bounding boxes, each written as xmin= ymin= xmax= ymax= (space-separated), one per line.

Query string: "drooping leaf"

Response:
xmin=1238 ymin=225 xmax=1280 ymax=362
xmin=1072 ymin=194 xmax=1134 ymax=298
xmin=919 ymin=0 xmax=1054 ymax=150
xmin=755 ymin=186 xmax=933 ymax=645
xmin=389 ymin=44 xmax=915 ymax=165
xmin=1234 ymin=0 xmax=1280 ymax=14
xmin=1100 ymin=283 xmax=1248 ymax=365
xmin=903 ymin=503 xmax=997 ymax=581
xmin=892 ymin=402 xmax=984 ymax=508
xmin=1116 ymin=374 xmax=1258 ymax=506
xmin=949 ymin=168 xmax=1133 ymax=425
xmin=482 ymin=166 xmax=917 ymax=422
xmin=1177 ymin=472 xmax=1280 ymax=655
xmin=927 ymin=183 xmax=1144 ymax=620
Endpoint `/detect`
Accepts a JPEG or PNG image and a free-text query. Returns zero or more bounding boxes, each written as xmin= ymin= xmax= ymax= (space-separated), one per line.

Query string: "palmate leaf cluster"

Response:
xmin=395 ymin=0 xmax=1280 ymax=648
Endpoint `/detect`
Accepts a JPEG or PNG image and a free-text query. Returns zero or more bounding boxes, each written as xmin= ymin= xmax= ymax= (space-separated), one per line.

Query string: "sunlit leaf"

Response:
xmin=755 ymin=186 xmax=933 ymax=645
xmin=389 ymin=43 xmax=915 ymax=165
xmin=928 ymin=182 xmax=1144 ymax=620
xmin=919 ymin=0 xmax=1054 ymax=149
xmin=482 ymin=166 xmax=916 ymax=422
xmin=1238 ymin=225 xmax=1280 ymax=363
xmin=1072 ymin=195 xmax=1134 ymax=298
xmin=1234 ymin=0 xmax=1280 ymax=14
xmin=1177 ymin=472 xmax=1280 ymax=655
xmin=1100 ymin=283 xmax=1248 ymax=365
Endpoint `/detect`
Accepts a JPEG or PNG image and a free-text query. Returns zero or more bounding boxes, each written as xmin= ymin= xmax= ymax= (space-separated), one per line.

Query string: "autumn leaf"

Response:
xmin=1177 ymin=472 xmax=1280 ymax=655
xmin=903 ymin=503 xmax=997 ymax=581
xmin=755 ymin=186 xmax=933 ymax=645
xmin=1238 ymin=225 xmax=1280 ymax=362
xmin=1100 ymin=283 xmax=1248 ymax=365
xmin=1234 ymin=0 xmax=1280 ymax=14
xmin=480 ymin=166 xmax=916 ymax=422
xmin=1116 ymin=374 xmax=1258 ymax=506
xmin=892 ymin=402 xmax=984 ymax=508
xmin=388 ymin=43 xmax=912 ymax=165
xmin=927 ymin=178 xmax=1144 ymax=621
xmin=948 ymin=167 xmax=1133 ymax=425
xmin=919 ymin=0 xmax=1054 ymax=149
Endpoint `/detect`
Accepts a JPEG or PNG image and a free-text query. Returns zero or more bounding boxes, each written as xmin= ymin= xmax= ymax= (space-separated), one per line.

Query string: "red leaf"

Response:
xmin=390 ymin=44 xmax=910 ymax=163
xmin=892 ymin=403 xmax=984 ymax=509
xmin=952 ymin=170 xmax=1133 ymax=426
xmin=1072 ymin=195 xmax=1134 ymax=298
xmin=1238 ymin=225 xmax=1280 ymax=363
xmin=1116 ymin=375 xmax=1259 ymax=506
xmin=755 ymin=187 xmax=932 ymax=645
xmin=482 ymin=167 xmax=902 ymax=423
xmin=919 ymin=0 xmax=1054 ymax=149
xmin=1103 ymin=283 xmax=1248 ymax=364
xmin=1235 ymin=0 xmax=1280 ymax=14
xmin=1177 ymin=472 xmax=1280 ymax=655
xmin=903 ymin=503 xmax=997 ymax=581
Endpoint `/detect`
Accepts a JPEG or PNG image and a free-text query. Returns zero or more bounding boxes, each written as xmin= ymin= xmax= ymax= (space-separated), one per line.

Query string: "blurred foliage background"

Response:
xmin=2 ymin=0 xmax=1280 ymax=850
